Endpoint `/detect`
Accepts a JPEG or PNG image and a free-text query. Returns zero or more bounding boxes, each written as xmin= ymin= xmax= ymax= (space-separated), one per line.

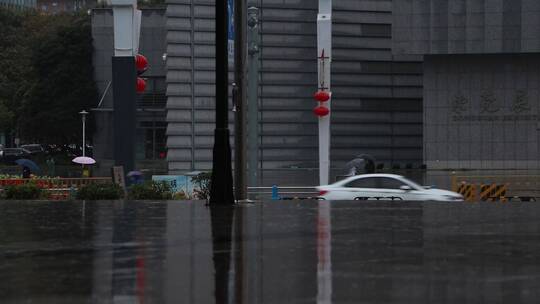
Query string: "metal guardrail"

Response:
xmin=248 ymin=186 xmax=319 ymax=200
xmin=0 ymin=177 xmax=111 ymax=187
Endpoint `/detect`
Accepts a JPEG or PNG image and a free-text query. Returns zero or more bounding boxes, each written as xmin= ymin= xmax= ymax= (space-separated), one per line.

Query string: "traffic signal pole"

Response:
xmin=317 ymin=0 xmax=332 ymax=185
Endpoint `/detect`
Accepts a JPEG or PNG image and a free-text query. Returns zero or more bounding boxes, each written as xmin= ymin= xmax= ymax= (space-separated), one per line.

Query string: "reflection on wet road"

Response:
xmin=1 ymin=200 xmax=540 ymax=303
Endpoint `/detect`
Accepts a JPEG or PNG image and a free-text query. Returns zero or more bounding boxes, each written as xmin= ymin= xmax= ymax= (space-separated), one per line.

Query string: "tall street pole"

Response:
xmin=80 ymin=110 xmax=88 ymax=157
xmin=317 ymin=0 xmax=332 ymax=185
xmin=234 ymin=0 xmax=248 ymax=201
xmin=247 ymin=5 xmax=260 ymax=188
xmin=210 ymin=0 xmax=235 ymax=205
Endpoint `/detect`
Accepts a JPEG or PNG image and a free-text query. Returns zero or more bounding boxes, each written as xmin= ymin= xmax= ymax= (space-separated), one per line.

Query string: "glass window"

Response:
xmin=137 ymin=119 xmax=167 ymax=160
xmin=154 ymin=78 xmax=166 ymax=93
xmin=137 ymin=77 xmax=167 ymax=108
xmin=377 ymin=177 xmax=407 ymax=190
xmin=345 ymin=178 xmax=377 ymax=189
xmin=345 ymin=177 xmax=408 ymax=189
xmin=144 ymin=128 xmax=166 ymax=160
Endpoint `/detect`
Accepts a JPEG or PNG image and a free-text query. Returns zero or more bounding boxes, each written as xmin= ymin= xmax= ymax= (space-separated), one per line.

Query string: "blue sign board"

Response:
xmin=228 ymin=0 xmax=234 ymax=63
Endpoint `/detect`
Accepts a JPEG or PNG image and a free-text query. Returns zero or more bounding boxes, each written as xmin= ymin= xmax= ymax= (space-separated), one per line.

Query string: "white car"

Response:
xmin=317 ymin=174 xmax=463 ymax=202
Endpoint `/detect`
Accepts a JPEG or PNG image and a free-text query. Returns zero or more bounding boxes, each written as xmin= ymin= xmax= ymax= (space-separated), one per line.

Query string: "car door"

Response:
xmin=341 ymin=177 xmax=380 ymax=200
xmin=374 ymin=177 xmax=428 ymax=201
xmin=370 ymin=177 xmax=409 ymax=200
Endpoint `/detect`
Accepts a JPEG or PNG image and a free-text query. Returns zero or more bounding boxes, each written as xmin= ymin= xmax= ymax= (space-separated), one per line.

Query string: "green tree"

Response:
xmin=0 ymin=103 xmax=15 ymax=132
xmin=0 ymin=9 xmax=29 ymax=135
xmin=19 ymin=13 xmax=98 ymax=144
xmin=0 ymin=8 xmax=98 ymax=145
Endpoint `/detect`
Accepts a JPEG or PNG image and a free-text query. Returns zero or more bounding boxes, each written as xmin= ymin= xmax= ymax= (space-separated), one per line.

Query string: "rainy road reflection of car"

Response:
xmin=0 ymin=200 xmax=539 ymax=303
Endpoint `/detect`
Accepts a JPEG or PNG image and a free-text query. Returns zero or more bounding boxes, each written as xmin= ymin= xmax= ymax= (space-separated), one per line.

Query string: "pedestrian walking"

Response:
xmin=22 ymin=166 xmax=31 ymax=179
xmin=46 ymin=156 xmax=55 ymax=177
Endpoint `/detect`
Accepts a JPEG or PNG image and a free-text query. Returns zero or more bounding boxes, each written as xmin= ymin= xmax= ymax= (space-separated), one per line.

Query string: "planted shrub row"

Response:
xmin=75 ymin=183 xmax=125 ymax=200
xmin=3 ymin=183 xmax=43 ymax=200
xmin=128 ymin=181 xmax=173 ymax=200
xmin=0 ymin=172 xmax=212 ymax=200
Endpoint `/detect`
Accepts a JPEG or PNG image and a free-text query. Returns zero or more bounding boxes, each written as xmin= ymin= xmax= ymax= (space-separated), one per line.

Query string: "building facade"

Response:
xmin=394 ymin=0 xmax=540 ymax=169
xmin=91 ymin=8 xmax=168 ymax=175
xmin=165 ymin=0 xmax=424 ymax=176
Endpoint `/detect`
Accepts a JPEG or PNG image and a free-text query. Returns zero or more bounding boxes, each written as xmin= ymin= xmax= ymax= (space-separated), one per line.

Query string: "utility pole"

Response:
xmin=234 ymin=0 xmax=248 ymax=201
xmin=317 ymin=0 xmax=332 ymax=185
xmin=210 ymin=0 xmax=235 ymax=205
xmin=247 ymin=5 xmax=260 ymax=188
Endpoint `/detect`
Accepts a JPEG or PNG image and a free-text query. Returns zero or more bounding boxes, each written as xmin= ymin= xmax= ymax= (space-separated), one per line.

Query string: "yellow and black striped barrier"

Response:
xmin=451 ymin=175 xmax=540 ymax=202
xmin=457 ymin=183 xmax=477 ymax=202
xmin=480 ymin=184 xmax=508 ymax=202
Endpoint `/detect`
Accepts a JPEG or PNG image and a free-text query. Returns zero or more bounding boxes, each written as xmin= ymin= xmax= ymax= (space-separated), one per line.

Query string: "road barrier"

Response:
xmin=452 ymin=175 xmax=540 ymax=202
xmin=250 ymin=186 xmax=319 ymax=200
xmin=479 ymin=184 xmax=508 ymax=201
xmin=456 ymin=183 xmax=477 ymax=201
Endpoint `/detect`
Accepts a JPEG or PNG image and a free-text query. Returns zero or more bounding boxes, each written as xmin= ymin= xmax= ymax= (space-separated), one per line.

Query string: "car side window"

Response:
xmin=377 ymin=177 xmax=407 ymax=190
xmin=345 ymin=178 xmax=377 ymax=188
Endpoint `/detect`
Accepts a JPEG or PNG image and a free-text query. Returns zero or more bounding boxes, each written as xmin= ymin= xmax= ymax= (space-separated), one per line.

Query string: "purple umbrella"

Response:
xmin=72 ymin=156 xmax=96 ymax=165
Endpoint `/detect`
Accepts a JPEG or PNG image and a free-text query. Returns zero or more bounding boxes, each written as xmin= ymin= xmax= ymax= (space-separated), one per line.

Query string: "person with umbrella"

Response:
xmin=22 ymin=166 xmax=31 ymax=179
xmin=15 ymin=159 xmax=40 ymax=178
xmin=344 ymin=154 xmax=376 ymax=176
xmin=72 ymin=156 xmax=96 ymax=178
xmin=127 ymin=171 xmax=144 ymax=185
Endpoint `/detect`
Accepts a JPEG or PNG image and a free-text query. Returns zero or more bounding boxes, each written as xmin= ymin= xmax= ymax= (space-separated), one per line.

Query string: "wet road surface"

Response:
xmin=1 ymin=200 xmax=540 ymax=303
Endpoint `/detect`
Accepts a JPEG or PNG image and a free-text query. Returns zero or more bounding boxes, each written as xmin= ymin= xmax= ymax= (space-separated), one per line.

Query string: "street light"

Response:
xmin=209 ymin=0 xmax=235 ymax=205
xmin=79 ymin=110 xmax=88 ymax=157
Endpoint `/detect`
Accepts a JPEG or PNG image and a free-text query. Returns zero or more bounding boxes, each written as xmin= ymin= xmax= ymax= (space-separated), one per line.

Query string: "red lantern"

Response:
xmin=136 ymin=77 xmax=146 ymax=93
xmin=135 ymin=54 xmax=148 ymax=72
xmin=313 ymin=106 xmax=329 ymax=117
xmin=314 ymin=90 xmax=330 ymax=102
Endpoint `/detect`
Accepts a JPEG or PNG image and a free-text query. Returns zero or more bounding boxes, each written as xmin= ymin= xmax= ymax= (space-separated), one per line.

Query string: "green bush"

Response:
xmin=128 ymin=181 xmax=173 ymax=200
xmin=3 ymin=183 xmax=42 ymax=199
xmin=76 ymin=183 xmax=124 ymax=200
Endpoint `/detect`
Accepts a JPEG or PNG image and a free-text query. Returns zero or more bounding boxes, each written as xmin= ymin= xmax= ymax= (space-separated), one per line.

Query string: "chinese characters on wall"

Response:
xmin=450 ymin=90 xmax=537 ymax=122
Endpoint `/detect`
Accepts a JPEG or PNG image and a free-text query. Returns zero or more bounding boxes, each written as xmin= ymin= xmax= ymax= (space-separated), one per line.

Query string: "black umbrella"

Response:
xmin=355 ymin=154 xmax=376 ymax=164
